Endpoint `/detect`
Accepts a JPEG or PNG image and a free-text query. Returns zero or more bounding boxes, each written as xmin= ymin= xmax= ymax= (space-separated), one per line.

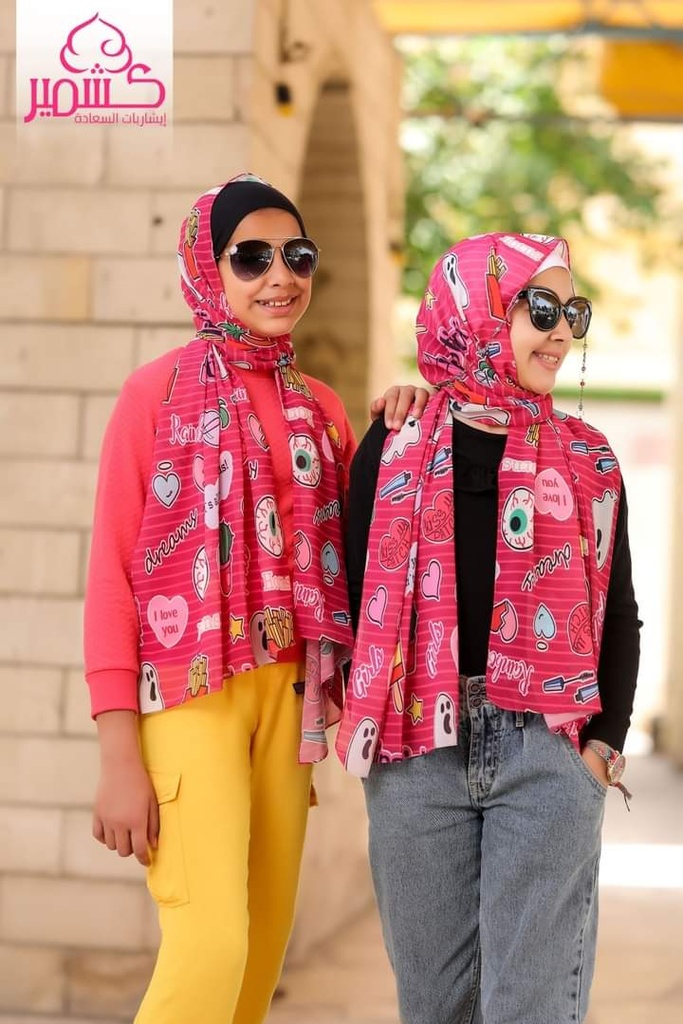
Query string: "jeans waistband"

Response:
xmin=459 ymin=674 xmax=488 ymax=715
xmin=459 ymin=674 xmax=526 ymax=727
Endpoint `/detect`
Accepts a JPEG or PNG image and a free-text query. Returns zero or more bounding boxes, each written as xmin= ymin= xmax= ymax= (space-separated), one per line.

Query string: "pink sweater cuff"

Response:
xmin=87 ymin=670 xmax=139 ymax=718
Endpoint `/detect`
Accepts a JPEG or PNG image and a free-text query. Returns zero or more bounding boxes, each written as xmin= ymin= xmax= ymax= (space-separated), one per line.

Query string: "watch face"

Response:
xmin=607 ymin=753 xmax=626 ymax=785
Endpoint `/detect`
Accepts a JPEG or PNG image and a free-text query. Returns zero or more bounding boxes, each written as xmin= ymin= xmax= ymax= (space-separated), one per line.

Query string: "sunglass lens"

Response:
xmin=529 ymin=290 xmax=561 ymax=332
xmin=282 ymin=239 xmax=319 ymax=278
xmin=229 ymin=241 xmax=273 ymax=281
xmin=565 ymin=299 xmax=592 ymax=339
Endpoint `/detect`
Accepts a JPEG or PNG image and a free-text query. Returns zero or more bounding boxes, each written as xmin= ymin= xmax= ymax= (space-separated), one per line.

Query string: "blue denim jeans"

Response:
xmin=364 ymin=676 xmax=606 ymax=1024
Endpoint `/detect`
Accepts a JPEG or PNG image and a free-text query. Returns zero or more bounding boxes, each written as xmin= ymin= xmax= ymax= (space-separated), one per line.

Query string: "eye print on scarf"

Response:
xmin=442 ymin=253 xmax=470 ymax=316
xmin=290 ymin=434 xmax=322 ymax=487
xmin=382 ymin=417 xmax=422 ymax=464
xmin=501 ymin=487 xmax=535 ymax=550
xmin=344 ymin=717 xmax=379 ymax=774
xmin=254 ymin=495 xmax=285 ymax=556
xmin=592 ymin=489 xmax=618 ymax=570
xmin=138 ymin=662 xmax=164 ymax=713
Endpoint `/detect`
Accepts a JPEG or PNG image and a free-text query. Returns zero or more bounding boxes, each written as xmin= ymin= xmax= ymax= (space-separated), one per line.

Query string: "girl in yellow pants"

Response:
xmin=136 ymin=664 xmax=311 ymax=1024
xmin=85 ymin=173 xmax=426 ymax=1023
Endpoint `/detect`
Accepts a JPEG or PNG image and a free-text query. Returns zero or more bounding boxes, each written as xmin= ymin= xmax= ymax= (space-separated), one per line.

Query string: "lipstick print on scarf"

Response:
xmin=178 ymin=207 xmax=202 ymax=300
xmin=390 ymin=642 xmax=406 ymax=713
xmin=485 ymin=248 xmax=507 ymax=320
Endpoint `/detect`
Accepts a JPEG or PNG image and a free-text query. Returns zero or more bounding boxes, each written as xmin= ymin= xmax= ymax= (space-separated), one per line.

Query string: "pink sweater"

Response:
xmin=84 ymin=348 xmax=356 ymax=717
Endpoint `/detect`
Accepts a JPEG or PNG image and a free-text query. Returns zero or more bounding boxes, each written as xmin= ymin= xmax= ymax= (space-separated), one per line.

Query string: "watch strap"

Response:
xmin=584 ymin=739 xmax=632 ymax=808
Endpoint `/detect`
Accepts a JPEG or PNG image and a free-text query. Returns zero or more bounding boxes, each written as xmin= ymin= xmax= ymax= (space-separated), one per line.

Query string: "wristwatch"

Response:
xmin=584 ymin=739 xmax=632 ymax=805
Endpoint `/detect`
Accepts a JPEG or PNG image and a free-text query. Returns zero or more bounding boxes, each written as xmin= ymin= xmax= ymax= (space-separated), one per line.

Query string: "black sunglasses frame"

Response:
xmin=516 ymin=287 xmax=592 ymax=340
xmin=222 ymin=237 xmax=320 ymax=281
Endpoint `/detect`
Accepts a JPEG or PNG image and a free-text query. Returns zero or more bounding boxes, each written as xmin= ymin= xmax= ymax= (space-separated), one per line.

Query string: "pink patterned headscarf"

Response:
xmin=337 ymin=233 xmax=621 ymax=776
xmin=130 ymin=174 xmax=352 ymax=763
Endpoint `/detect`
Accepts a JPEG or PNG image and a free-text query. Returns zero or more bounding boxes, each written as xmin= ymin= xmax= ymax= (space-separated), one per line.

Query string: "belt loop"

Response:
xmin=515 ymin=711 xmax=525 ymax=728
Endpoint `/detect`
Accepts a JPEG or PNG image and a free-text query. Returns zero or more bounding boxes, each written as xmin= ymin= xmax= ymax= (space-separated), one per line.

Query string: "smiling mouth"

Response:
xmin=257 ymin=297 xmax=296 ymax=310
xmin=534 ymin=351 xmax=560 ymax=367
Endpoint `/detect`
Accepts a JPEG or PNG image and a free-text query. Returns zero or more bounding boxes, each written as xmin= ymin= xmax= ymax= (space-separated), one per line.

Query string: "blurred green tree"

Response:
xmin=401 ymin=36 xmax=668 ymax=296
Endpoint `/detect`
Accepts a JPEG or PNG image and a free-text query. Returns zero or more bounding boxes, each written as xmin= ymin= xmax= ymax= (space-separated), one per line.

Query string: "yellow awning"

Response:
xmin=373 ymin=1 xmax=683 ymax=36
xmin=601 ymin=40 xmax=683 ymax=117
xmin=374 ymin=2 xmax=683 ymax=118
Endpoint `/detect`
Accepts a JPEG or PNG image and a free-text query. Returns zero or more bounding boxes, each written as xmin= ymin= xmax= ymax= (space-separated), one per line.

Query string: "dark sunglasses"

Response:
xmin=517 ymin=287 xmax=592 ymax=339
xmin=221 ymin=237 xmax=319 ymax=281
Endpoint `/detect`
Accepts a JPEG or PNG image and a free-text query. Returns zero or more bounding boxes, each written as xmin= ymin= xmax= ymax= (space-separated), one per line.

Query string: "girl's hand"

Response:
xmin=92 ymin=758 xmax=159 ymax=867
xmin=92 ymin=710 xmax=159 ymax=867
xmin=581 ymin=745 xmax=609 ymax=787
xmin=371 ymin=385 xmax=431 ymax=430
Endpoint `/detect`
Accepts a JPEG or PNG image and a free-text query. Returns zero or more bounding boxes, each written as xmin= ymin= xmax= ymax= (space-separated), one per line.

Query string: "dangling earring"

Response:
xmin=577 ymin=334 xmax=588 ymax=418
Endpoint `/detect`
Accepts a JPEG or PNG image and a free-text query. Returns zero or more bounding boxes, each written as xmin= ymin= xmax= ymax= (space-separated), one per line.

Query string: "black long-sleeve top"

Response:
xmin=346 ymin=416 xmax=641 ymax=752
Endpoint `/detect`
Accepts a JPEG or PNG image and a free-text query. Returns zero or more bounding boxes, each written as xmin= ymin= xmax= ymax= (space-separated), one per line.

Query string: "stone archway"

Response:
xmin=295 ymin=78 xmax=370 ymax=435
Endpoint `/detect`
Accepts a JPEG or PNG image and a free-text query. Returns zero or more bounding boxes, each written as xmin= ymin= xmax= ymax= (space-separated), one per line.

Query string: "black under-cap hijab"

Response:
xmin=210 ymin=180 xmax=307 ymax=259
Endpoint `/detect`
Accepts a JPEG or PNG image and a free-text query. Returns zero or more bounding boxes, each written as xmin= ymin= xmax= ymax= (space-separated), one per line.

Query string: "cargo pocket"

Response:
xmin=146 ymin=770 xmax=189 ymax=908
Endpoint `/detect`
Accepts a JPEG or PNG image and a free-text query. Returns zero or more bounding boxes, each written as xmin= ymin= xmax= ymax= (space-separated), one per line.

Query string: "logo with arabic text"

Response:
xmin=23 ymin=12 xmax=169 ymax=127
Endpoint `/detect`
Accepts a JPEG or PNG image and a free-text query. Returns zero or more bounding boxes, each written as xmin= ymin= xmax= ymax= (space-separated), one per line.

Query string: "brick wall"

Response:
xmin=0 ymin=0 xmax=403 ymax=1016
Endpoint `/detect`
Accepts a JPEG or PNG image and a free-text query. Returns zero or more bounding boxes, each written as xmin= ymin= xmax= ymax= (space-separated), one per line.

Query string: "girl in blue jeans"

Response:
xmin=338 ymin=233 xmax=640 ymax=1024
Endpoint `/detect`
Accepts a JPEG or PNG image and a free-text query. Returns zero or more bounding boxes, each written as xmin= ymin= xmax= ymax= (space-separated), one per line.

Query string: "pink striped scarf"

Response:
xmin=337 ymin=233 xmax=620 ymax=776
xmin=130 ymin=178 xmax=352 ymax=762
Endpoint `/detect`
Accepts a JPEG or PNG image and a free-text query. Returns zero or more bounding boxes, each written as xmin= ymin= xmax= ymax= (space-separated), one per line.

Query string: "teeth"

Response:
xmin=536 ymin=352 xmax=559 ymax=366
xmin=260 ymin=298 xmax=293 ymax=308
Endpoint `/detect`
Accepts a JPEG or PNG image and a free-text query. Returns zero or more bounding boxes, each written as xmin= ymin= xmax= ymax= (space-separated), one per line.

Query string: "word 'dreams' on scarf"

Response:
xmin=145 ymin=509 xmax=198 ymax=574
xmin=521 ymin=542 xmax=572 ymax=593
